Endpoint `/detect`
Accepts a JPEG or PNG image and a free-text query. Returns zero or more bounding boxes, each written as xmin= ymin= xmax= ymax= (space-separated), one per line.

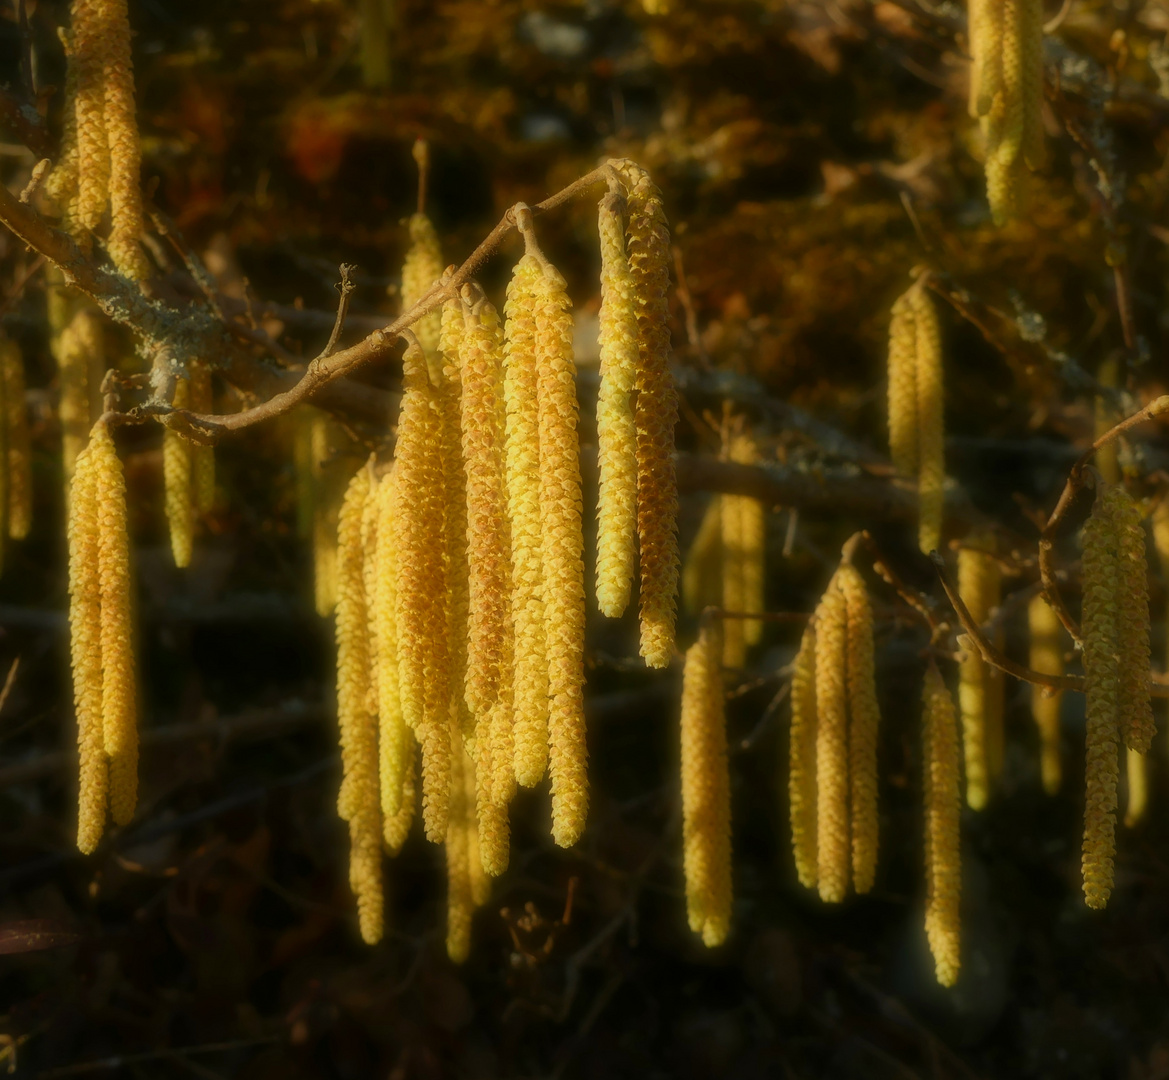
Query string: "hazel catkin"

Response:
xmin=957 ymin=541 xmax=998 ymax=810
xmin=162 ymin=377 xmax=194 ymax=569
xmin=887 ymin=291 xmax=917 ymax=478
xmin=1027 ymin=593 xmax=1064 ymax=796
xmin=910 ymin=283 xmax=944 ymax=555
xmin=1 ymin=338 xmax=31 ymax=541
xmin=682 ymin=497 xmax=722 ymax=617
xmin=789 ymin=623 xmax=818 ymax=890
xmin=401 ymin=213 xmax=444 ymax=356
xmin=814 ymin=579 xmax=850 ymax=904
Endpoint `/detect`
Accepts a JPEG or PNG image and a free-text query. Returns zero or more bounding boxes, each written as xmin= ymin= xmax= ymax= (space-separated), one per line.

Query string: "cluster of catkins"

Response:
xmin=329 ymin=161 xmax=679 ymax=952
xmin=43 ymin=0 xmax=150 ymax=280
xmin=968 ymin=0 xmax=1046 ymax=224
xmin=887 ymin=277 xmax=944 ymax=555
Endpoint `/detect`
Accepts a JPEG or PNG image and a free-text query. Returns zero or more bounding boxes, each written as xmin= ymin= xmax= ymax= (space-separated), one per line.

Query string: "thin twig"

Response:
xmin=322 ymin=264 xmax=357 ymax=358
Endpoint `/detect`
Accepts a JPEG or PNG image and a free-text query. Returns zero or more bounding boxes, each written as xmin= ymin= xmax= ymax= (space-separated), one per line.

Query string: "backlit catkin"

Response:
xmin=838 ymin=564 xmax=879 ymax=894
xmin=401 ymin=213 xmax=444 ymax=356
xmin=1027 ymin=593 xmax=1064 ymax=795
xmin=887 ymin=290 xmax=917 ymax=477
xmin=595 ymin=191 xmax=640 ymax=618
xmin=163 ymin=378 xmax=194 ymax=569
xmin=72 ymin=0 xmax=111 ymax=239
xmin=393 ymin=340 xmax=450 ymax=842
xmin=814 ymin=579 xmax=850 ymax=903
xmin=683 ymin=497 xmax=722 ymax=617
xmin=910 ymin=284 xmax=944 ymax=555
xmin=789 ymin=623 xmax=818 ymax=890
xmin=1081 ymin=485 xmax=1121 ymax=910
xmin=922 ymin=663 xmax=961 ymax=987
xmin=1 ymin=338 xmax=31 ymax=541
xmin=957 ymin=541 xmax=998 ymax=810
xmin=622 ymin=163 xmax=679 ymax=669
xmin=335 ymin=467 xmax=383 ymax=943
xmin=532 ymin=259 xmax=588 ymax=849
xmin=680 ymin=621 xmax=731 ymax=947
xmin=503 ymin=254 xmax=549 ymax=789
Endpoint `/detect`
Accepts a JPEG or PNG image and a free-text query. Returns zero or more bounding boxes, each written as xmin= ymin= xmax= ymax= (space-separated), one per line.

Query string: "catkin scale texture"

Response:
xmin=163 ymin=378 xmax=194 ymax=569
xmin=1111 ymin=488 xmax=1153 ymax=754
xmin=789 ymin=623 xmax=818 ymax=890
xmin=957 ymin=544 xmax=996 ymax=810
xmin=71 ymin=0 xmax=111 ymax=238
xmin=814 ymin=582 xmax=850 ymax=903
xmin=595 ymin=192 xmax=640 ymax=618
xmin=680 ymin=622 xmax=732 ymax=947
xmin=401 ymin=213 xmax=444 ymax=356
xmin=532 ymin=262 xmax=588 ymax=848
xmin=1027 ymin=593 xmax=1064 ymax=796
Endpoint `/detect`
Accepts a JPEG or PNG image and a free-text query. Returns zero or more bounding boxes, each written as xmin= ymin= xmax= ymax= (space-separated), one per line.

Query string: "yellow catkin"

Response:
xmin=922 ymin=662 xmax=961 ymax=987
xmin=887 ymin=290 xmax=918 ymax=477
xmin=101 ymin=0 xmax=150 ymax=280
xmin=981 ymin=0 xmax=1037 ymax=224
xmin=1027 ymin=593 xmax=1064 ymax=795
xmin=189 ymin=361 xmax=215 ymax=515
xmin=2 ymin=339 xmax=31 ymax=541
xmin=789 ymin=623 xmax=818 ymax=890
xmin=445 ymin=719 xmax=473 ymax=964
xmin=595 ymin=191 xmax=640 ymax=618
xmin=720 ymin=484 xmax=747 ymax=671
xmin=67 ymin=441 xmax=106 ymax=853
xmin=1019 ymin=0 xmax=1046 ymax=171
xmin=814 ymin=579 xmax=850 ymax=903
xmin=464 ymin=745 xmax=489 ymax=907
xmin=967 ymin=0 xmax=1003 ymax=121
xmin=838 ymin=564 xmax=880 ymax=895
xmin=1124 ymin=748 xmax=1147 ymax=829
xmin=911 ymin=284 xmax=944 ymax=555
xmin=59 ymin=309 xmax=102 ymax=482
xmin=1112 ymin=487 xmax=1153 ymax=754
xmin=90 ymin=423 xmax=138 ymax=827
xmin=532 ymin=259 xmax=588 ymax=849
xmin=303 ymin=411 xmax=338 ymax=617
xmin=680 ymin=621 xmax=731 ymax=947
xmin=334 ymin=467 xmax=383 ymax=943
xmin=71 ymin=0 xmax=111 ymax=240
xmin=45 ymin=27 xmax=80 ymax=228
xmin=1081 ymin=485 xmax=1121 ymax=910
xmin=163 ymin=378 xmax=194 ymax=569
xmin=503 ymin=255 xmax=549 ymax=789
xmin=622 ymin=164 xmax=679 ymax=669
xmin=393 ymin=340 xmax=451 ymax=842
xmin=474 ymin=634 xmax=515 ymax=876
xmin=401 ymin=213 xmax=444 ymax=356
xmin=735 ymin=444 xmax=766 ymax=649
xmin=383 ymin=739 xmax=416 ymax=856
xmin=682 ymin=497 xmax=722 ymax=617
xmin=458 ymin=295 xmax=512 ymax=718
xmin=957 ymin=542 xmax=995 ymax=810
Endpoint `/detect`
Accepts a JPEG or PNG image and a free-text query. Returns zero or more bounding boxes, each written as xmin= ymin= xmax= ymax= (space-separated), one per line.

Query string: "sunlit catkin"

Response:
xmin=1081 ymin=485 xmax=1121 ymax=910
xmin=733 ymin=436 xmax=766 ymax=647
xmin=595 ymin=191 xmax=640 ymax=618
xmin=335 ymin=467 xmax=383 ymax=943
xmin=68 ymin=442 xmax=106 ymax=853
xmin=72 ymin=0 xmax=111 ymax=239
xmin=887 ymin=290 xmax=918 ymax=477
xmin=59 ymin=309 xmax=102 ymax=481
xmin=393 ymin=340 xmax=450 ymax=842
xmin=838 ymin=564 xmax=879 ymax=894
xmin=189 ymin=361 xmax=215 ymax=515
xmin=1 ymin=338 xmax=31 ymax=540
xmin=680 ymin=621 xmax=731 ymax=947
xmin=622 ymin=163 xmax=679 ymax=669
xmin=1027 ymin=593 xmax=1064 ymax=795
xmin=1124 ymin=748 xmax=1148 ymax=829
xmin=531 ymin=258 xmax=588 ymax=848
xmin=503 ymin=254 xmax=549 ymax=789
xmin=922 ymin=662 xmax=961 ymax=987
xmin=401 ymin=213 xmax=444 ymax=355
xmin=683 ymin=497 xmax=722 ymax=617
xmin=957 ymin=541 xmax=997 ymax=810
xmin=163 ymin=378 xmax=194 ymax=568
xmin=1111 ymin=487 xmax=1153 ymax=754
xmin=910 ymin=283 xmax=944 ymax=555
xmin=789 ymin=623 xmax=818 ymax=890
xmin=814 ymin=579 xmax=850 ymax=904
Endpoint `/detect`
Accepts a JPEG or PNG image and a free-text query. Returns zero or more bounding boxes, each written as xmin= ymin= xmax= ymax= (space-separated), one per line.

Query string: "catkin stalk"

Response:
xmin=163 ymin=377 xmax=194 ymax=568
xmin=2 ymin=339 xmax=31 ymax=541
xmin=789 ymin=623 xmax=818 ymax=890
xmin=680 ymin=621 xmax=731 ymax=947
xmin=814 ymin=580 xmax=850 ymax=903
xmin=1027 ymin=593 xmax=1064 ymax=795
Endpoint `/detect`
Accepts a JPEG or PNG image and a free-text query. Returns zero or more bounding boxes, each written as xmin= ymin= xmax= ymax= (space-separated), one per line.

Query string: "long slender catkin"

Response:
xmin=1081 ymin=485 xmax=1121 ymax=910
xmin=1124 ymin=748 xmax=1148 ymax=829
xmin=911 ymin=284 xmax=944 ymax=555
xmin=532 ymin=259 xmax=588 ymax=849
xmin=503 ymin=254 xmax=549 ymax=789
xmin=59 ymin=309 xmax=102 ymax=482
xmin=307 ymin=412 xmax=338 ymax=617
xmin=623 ymin=164 xmax=679 ymax=669
xmin=163 ymin=378 xmax=194 ymax=568
xmin=789 ymin=623 xmax=818 ymax=890
xmin=733 ymin=436 xmax=766 ymax=648
xmin=838 ymin=564 xmax=879 ymax=895
xmin=957 ymin=543 xmax=995 ymax=810
xmin=1112 ymin=487 xmax=1153 ymax=754
xmin=922 ymin=662 xmax=961 ymax=987
xmin=445 ymin=718 xmax=473 ymax=964
xmin=680 ymin=621 xmax=731 ymax=947
xmin=72 ymin=0 xmax=111 ymax=240
xmin=1 ymin=339 xmax=31 ymax=541
xmin=814 ymin=579 xmax=850 ymax=904
xmin=1019 ymin=0 xmax=1046 ymax=170
xmin=720 ymin=479 xmax=746 ymax=670
xmin=682 ymin=497 xmax=722 ymax=616
xmin=887 ymin=291 xmax=918 ymax=477
xmin=68 ymin=439 xmax=106 ymax=853
xmin=1027 ymin=593 xmax=1064 ymax=796
xmin=595 ymin=191 xmax=640 ymax=618
xmin=464 ymin=745 xmax=489 ymax=907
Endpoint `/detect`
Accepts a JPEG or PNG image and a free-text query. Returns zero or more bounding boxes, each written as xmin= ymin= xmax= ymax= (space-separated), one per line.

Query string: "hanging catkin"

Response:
xmin=401 ymin=213 xmax=444 ymax=356
xmin=68 ymin=438 xmax=106 ymax=853
xmin=45 ymin=27 xmax=80 ymax=231
xmin=922 ymin=662 xmax=961 ymax=988
xmin=789 ymin=622 xmax=818 ymax=890
xmin=189 ymin=361 xmax=215 ymax=515
xmin=814 ymin=578 xmax=850 ymax=903
xmin=335 ymin=467 xmax=383 ymax=943
xmin=887 ymin=290 xmax=918 ymax=478
xmin=595 ymin=190 xmax=640 ymax=619
xmin=680 ymin=620 xmax=732 ymax=947
xmin=622 ymin=163 xmax=679 ymax=669
xmin=163 ymin=377 xmax=194 ymax=569
xmin=1111 ymin=487 xmax=1153 ymax=754
xmin=1080 ymin=484 xmax=1121 ymax=910
xmin=910 ymin=283 xmax=944 ymax=555
xmin=72 ymin=0 xmax=111 ymax=240
xmin=1 ymin=339 xmax=31 ymax=541
xmin=1124 ymin=748 xmax=1148 ymax=829
xmin=683 ymin=497 xmax=722 ymax=617
xmin=464 ymin=745 xmax=489 ymax=907
xmin=445 ymin=718 xmax=473 ymax=964
xmin=302 ymin=411 xmax=338 ymax=617
xmin=531 ymin=256 xmax=588 ymax=849
xmin=503 ymin=254 xmax=549 ymax=789
xmin=393 ymin=339 xmax=451 ymax=842
xmin=720 ymin=479 xmax=747 ymax=670
xmin=732 ymin=435 xmax=766 ymax=648
xmin=957 ymin=541 xmax=996 ymax=810
xmin=1027 ymin=593 xmax=1064 ymax=796
xmin=838 ymin=563 xmax=879 ymax=894
xmin=59 ymin=309 xmax=102 ymax=482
